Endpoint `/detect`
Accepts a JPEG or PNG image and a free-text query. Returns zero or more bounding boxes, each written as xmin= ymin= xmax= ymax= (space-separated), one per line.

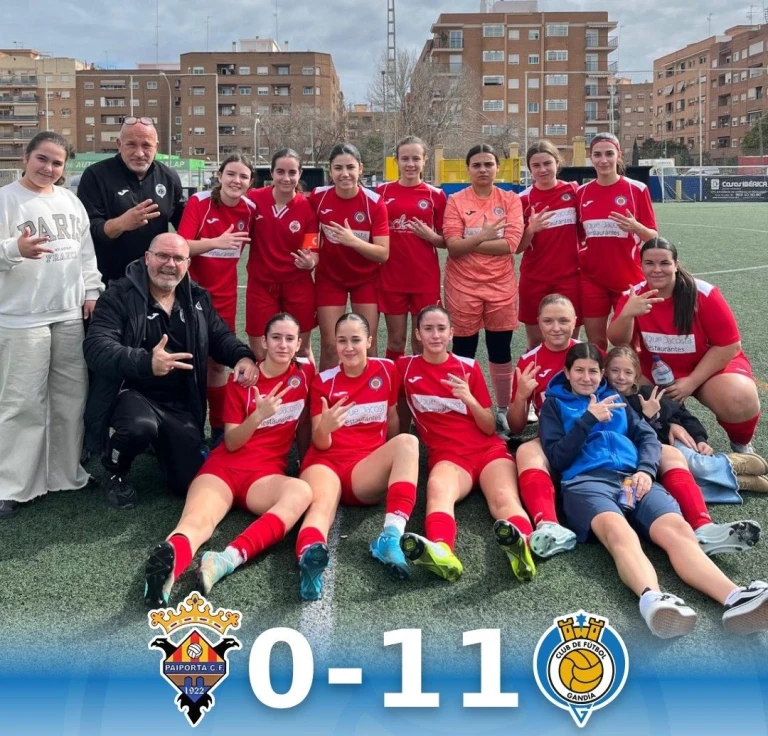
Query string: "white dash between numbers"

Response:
xmin=327 ymin=668 xmax=363 ymax=685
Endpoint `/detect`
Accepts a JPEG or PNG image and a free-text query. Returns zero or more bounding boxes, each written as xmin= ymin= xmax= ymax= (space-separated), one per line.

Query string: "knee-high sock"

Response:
xmin=384 ymin=481 xmax=416 ymax=532
xmin=719 ymin=413 xmax=760 ymax=446
xmin=518 ymin=468 xmax=559 ymax=526
xmin=425 ymin=511 xmax=457 ymax=551
xmin=661 ymin=468 xmax=711 ymax=530
xmin=295 ymin=526 xmax=326 ymax=560
xmin=168 ymin=533 xmax=193 ymax=578
xmin=386 ymin=348 xmax=405 ymax=361
xmin=507 ymin=515 xmax=534 ymax=538
xmin=207 ymin=384 xmax=227 ymax=429
xmin=488 ymin=360 xmax=514 ymax=409
xmin=230 ymin=513 xmax=286 ymax=562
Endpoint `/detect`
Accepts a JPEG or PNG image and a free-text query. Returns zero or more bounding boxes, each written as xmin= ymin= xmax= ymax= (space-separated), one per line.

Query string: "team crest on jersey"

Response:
xmin=155 ymin=183 xmax=167 ymax=198
xmin=354 ymin=211 xmax=366 ymax=224
xmin=148 ymin=593 xmax=242 ymax=727
xmin=533 ymin=610 xmax=628 ymax=728
xmin=368 ymin=376 xmax=383 ymax=390
xmin=493 ymin=206 xmax=505 ymax=216
xmin=237 ymin=220 xmax=246 ymax=231
xmin=561 ymin=193 xmax=573 ymax=202
xmin=614 ymin=195 xmax=627 ymax=206
xmin=288 ymin=375 xmax=302 ymax=389
xmin=289 ymin=219 xmax=301 ymax=233
xmin=417 ymin=199 xmax=430 ymax=210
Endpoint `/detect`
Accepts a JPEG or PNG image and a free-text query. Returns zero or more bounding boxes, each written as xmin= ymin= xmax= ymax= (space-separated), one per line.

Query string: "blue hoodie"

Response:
xmin=539 ymin=372 xmax=661 ymax=481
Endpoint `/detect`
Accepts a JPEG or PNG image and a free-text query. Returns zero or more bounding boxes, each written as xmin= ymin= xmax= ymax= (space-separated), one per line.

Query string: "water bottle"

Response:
xmin=618 ymin=476 xmax=636 ymax=512
xmin=651 ymin=355 xmax=675 ymax=387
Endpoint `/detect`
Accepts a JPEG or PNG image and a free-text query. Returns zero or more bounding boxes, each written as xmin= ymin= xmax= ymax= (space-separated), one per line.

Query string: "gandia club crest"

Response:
xmin=148 ymin=593 xmax=242 ymax=727
xmin=533 ymin=610 xmax=629 ymax=728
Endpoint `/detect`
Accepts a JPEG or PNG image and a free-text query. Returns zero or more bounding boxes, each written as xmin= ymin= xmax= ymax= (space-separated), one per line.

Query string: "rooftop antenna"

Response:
xmin=747 ymin=4 xmax=757 ymax=24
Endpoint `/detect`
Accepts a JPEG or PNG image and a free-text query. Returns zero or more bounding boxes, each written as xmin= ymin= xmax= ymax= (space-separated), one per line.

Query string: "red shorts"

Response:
xmin=518 ymin=274 xmax=581 ymax=325
xmin=643 ymin=353 xmax=754 ymax=383
xmin=300 ymin=453 xmax=376 ymax=507
xmin=315 ymin=273 xmax=378 ymax=308
xmin=245 ymin=275 xmax=317 ymax=336
xmin=210 ymin=291 xmax=237 ymax=332
xmin=428 ymin=441 xmax=514 ymax=487
xmin=378 ymin=289 xmax=441 ymax=317
xmin=196 ymin=453 xmax=285 ymax=510
xmin=579 ymin=274 xmax=624 ymax=319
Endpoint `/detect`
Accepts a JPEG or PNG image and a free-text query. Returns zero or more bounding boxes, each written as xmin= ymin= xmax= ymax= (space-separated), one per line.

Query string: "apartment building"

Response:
xmin=616 ymin=79 xmax=653 ymax=155
xmin=73 ymin=40 xmax=340 ymax=166
xmin=0 ymin=50 xmax=86 ymax=170
xmin=421 ymin=0 xmax=617 ymax=164
xmin=653 ymin=25 xmax=768 ymax=163
xmin=347 ymin=103 xmax=384 ymax=137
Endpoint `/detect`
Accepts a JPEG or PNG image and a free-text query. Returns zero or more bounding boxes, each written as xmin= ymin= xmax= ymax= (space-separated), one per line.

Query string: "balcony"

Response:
xmin=584 ymin=113 xmax=611 ymax=124
xmin=585 ymin=61 xmax=618 ymax=75
xmin=584 ymin=85 xmax=610 ymax=98
xmin=0 ymin=130 xmax=34 ymax=140
xmin=0 ymin=144 xmax=25 ymax=158
xmin=430 ymin=35 xmax=463 ymax=51
xmin=0 ymin=75 xmax=37 ymax=86
xmin=432 ymin=63 xmax=462 ymax=75
xmin=0 ymin=94 xmax=38 ymax=104
xmin=585 ymin=36 xmax=618 ymax=50
xmin=0 ymin=113 xmax=37 ymax=122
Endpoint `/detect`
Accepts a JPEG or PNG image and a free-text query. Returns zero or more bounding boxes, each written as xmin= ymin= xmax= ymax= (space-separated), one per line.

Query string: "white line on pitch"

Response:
xmin=658 ymin=221 xmax=768 ymax=234
xmin=328 ymin=667 xmax=363 ymax=685
xmin=694 ymin=264 xmax=768 ymax=276
xmin=297 ymin=508 xmax=343 ymax=662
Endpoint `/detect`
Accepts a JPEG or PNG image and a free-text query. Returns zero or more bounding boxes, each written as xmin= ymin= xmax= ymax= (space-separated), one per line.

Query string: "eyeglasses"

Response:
xmin=148 ymin=251 xmax=189 ymax=265
xmin=124 ymin=116 xmax=155 ymax=126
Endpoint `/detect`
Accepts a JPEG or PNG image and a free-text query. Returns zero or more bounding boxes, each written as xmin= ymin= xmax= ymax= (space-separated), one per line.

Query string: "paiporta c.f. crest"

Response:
xmin=148 ymin=593 xmax=242 ymax=727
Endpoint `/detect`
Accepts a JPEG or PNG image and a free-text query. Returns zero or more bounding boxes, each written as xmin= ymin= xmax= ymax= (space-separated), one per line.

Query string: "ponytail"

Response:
xmin=641 ymin=237 xmax=697 ymax=334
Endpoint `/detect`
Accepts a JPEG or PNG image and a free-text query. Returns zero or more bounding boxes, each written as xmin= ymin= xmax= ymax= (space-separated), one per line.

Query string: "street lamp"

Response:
xmin=253 ymin=112 xmax=261 ymax=163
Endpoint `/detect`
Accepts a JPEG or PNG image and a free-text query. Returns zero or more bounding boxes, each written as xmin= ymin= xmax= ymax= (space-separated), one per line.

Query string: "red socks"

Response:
xmin=207 ymin=384 xmax=227 ymax=430
xmin=385 ymin=481 xmax=417 ymax=520
xmin=719 ymin=413 xmax=760 ymax=446
xmin=661 ymin=468 xmax=711 ymax=530
xmin=296 ymin=526 xmax=326 ymax=559
xmin=507 ymin=515 xmax=534 ymax=538
xmin=518 ymin=468 xmax=558 ymax=526
xmin=230 ymin=513 xmax=286 ymax=562
xmin=385 ymin=348 xmax=405 ymax=361
xmin=425 ymin=511 xmax=457 ymax=550
xmin=168 ymin=534 xmax=193 ymax=578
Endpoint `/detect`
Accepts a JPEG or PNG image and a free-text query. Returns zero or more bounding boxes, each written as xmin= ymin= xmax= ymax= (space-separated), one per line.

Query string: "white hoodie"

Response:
xmin=0 ymin=180 xmax=103 ymax=328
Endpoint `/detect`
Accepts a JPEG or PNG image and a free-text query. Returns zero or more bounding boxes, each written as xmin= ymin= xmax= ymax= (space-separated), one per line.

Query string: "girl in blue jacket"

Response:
xmin=539 ymin=342 xmax=768 ymax=639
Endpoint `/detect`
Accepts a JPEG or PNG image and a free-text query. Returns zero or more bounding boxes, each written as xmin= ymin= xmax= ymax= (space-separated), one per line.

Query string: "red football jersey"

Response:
xmin=212 ymin=358 xmax=314 ymax=470
xmin=178 ymin=191 xmax=254 ymax=297
xmin=518 ymin=180 xmax=579 ymax=284
xmin=375 ymin=181 xmax=446 ymax=294
xmin=576 ymin=177 xmax=657 ymax=292
xmin=397 ymin=353 xmax=506 ymax=458
xmin=246 ymin=187 xmax=319 ymax=283
xmin=305 ymin=357 xmax=399 ymax=464
xmin=511 ymin=338 xmax=580 ymax=411
xmin=309 ymin=186 xmax=389 ymax=287
xmin=613 ymin=279 xmax=746 ymax=380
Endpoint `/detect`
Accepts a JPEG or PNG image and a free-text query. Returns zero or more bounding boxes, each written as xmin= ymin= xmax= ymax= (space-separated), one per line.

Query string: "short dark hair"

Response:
xmin=465 ymin=143 xmax=499 ymax=166
xmin=24 ymin=131 xmax=69 ymax=186
xmin=415 ymin=304 xmax=451 ymax=329
xmin=335 ymin=311 xmax=370 ymax=337
xmin=564 ymin=342 xmax=604 ymax=371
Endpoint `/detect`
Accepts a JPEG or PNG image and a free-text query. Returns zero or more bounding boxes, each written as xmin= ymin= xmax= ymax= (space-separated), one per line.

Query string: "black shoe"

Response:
xmin=144 ymin=540 xmax=175 ymax=608
xmin=106 ymin=474 xmax=137 ymax=510
xmin=209 ymin=426 xmax=225 ymax=449
xmin=0 ymin=499 xmax=20 ymax=520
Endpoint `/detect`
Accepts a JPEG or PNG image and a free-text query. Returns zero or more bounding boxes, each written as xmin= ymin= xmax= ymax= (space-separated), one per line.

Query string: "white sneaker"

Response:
xmin=527 ymin=403 xmax=538 ymax=424
xmin=495 ymin=409 xmax=511 ymax=438
xmin=529 ymin=521 xmax=577 ymax=558
xmin=640 ymin=590 xmax=698 ymax=639
xmin=696 ymin=520 xmax=761 ymax=556
xmin=723 ymin=581 xmax=768 ymax=635
xmin=730 ymin=441 xmax=756 ymax=454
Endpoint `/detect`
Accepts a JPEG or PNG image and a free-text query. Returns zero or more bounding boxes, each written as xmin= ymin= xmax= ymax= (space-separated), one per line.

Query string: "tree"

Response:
xmin=742 ymin=114 xmax=768 ymax=157
xmin=638 ymin=137 xmax=692 ymax=166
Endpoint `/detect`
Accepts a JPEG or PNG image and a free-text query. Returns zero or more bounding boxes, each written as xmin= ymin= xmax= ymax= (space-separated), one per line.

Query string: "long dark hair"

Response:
xmin=329 ymin=143 xmax=362 ymax=165
xmin=24 ymin=131 xmax=69 ymax=186
xmin=641 ymin=237 xmax=697 ymax=335
xmin=211 ymin=152 xmax=253 ymax=206
xmin=526 ymin=139 xmax=561 ymax=171
xmin=465 ymin=143 xmax=499 ymax=166
xmin=416 ymin=304 xmax=451 ymax=328
xmin=335 ymin=311 xmax=370 ymax=337
xmin=564 ymin=342 xmax=604 ymax=371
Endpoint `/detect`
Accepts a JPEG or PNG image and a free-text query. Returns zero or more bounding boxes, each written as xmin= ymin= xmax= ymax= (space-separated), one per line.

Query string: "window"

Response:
xmin=749 ymin=41 xmax=765 ymax=56
xmin=220 ymin=85 xmax=236 ymax=96
xmin=624 ymin=106 xmax=632 ymax=114
xmin=733 ymin=52 xmax=741 ymax=62
xmin=303 ymin=86 xmax=314 ymax=95
xmin=130 ymin=99 xmax=140 ymax=107
xmin=302 ymin=67 xmax=314 ymax=75
xmin=61 ymin=90 xmax=71 ymax=99
xmin=146 ymin=81 xmax=157 ymax=89
xmin=483 ymin=24 xmax=504 ymax=37
xmin=192 ymin=105 xmax=205 ymax=115
xmin=528 ymin=77 xmax=540 ymax=89
xmin=584 ymin=102 xmax=598 ymax=120
xmin=191 ymin=86 xmax=205 ymax=96
xmin=175 ymin=116 xmax=182 ymax=125
xmin=529 ymin=30 xmax=540 ymax=40
xmin=545 ymin=99 xmax=567 ymax=111
xmin=545 ymin=74 xmax=567 ymax=86
xmin=699 ymin=55 xmax=706 ymax=64
xmin=528 ymin=54 xmax=540 ymax=65
xmin=84 ymin=82 xmax=94 ymax=90
xmin=275 ymin=65 xmax=290 ymax=75
xmin=637 ymin=106 xmax=645 ymax=112
xmin=192 ymin=67 xmax=204 ymax=75
xmin=482 ymin=100 xmax=504 ymax=111
xmin=148 ymin=99 xmax=157 ymax=107
xmin=85 ymin=134 xmax=94 ymax=142
xmin=61 ymin=108 xmax=71 ymax=118
xmin=483 ymin=75 xmax=504 ymax=86
xmin=274 ymin=85 xmax=290 ymax=96
xmin=585 ymin=53 xmax=599 ymax=72
xmin=508 ymin=29 xmax=519 ymax=40
xmin=545 ymin=124 xmax=567 ymax=135
xmin=256 ymin=66 xmax=268 ymax=75
xmin=62 ymin=127 xmax=71 ymax=136
xmin=85 ymin=99 xmax=95 ymax=107
xmin=483 ymin=50 xmax=504 ymax=62
xmin=624 ymin=121 xmax=632 ymax=128
xmin=482 ymin=124 xmax=504 ymax=135
xmin=508 ymin=54 xmax=519 ymax=65
xmin=257 ymin=86 xmax=268 ymax=95
xmin=239 ymin=86 xmax=252 ymax=96
xmin=527 ymin=126 xmax=540 ymax=138
xmin=546 ymin=24 xmax=568 ymax=36
xmin=449 ymin=30 xmax=463 ymax=48
xmin=585 ymin=29 xmax=598 ymax=47
xmin=508 ymin=78 xmax=519 ymax=89
xmin=239 ymin=105 xmax=251 ymax=115
xmin=528 ymin=102 xmax=539 ymax=113
xmin=508 ymin=103 xmax=519 ymax=113
xmin=194 ymin=147 xmax=205 ymax=155
xmin=239 ymin=66 xmax=251 ymax=75
xmin=637 ymin=121 xmax=645 ymax=127
xmin=449 ymin=54 xmax=462 ymax=73
xmin=546 ymin=50 xmax=568 ymax=62
xmin=85 ymin=116 xmax=95 ymax=124
xmin=193 ymin=127 xmax=205 ymax=135
xmin=61 ymin=75 xmax=70 ymax=83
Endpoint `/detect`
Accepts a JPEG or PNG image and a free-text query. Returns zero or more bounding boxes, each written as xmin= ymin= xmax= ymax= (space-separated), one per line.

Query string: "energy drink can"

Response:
xmin=619 ymin=476 xmax=636 ymax=512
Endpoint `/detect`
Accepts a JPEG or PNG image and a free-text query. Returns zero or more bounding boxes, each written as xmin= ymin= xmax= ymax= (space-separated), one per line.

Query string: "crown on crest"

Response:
xmin=558 ymin=615 xmax=605 ymax=643
xmin=148 ymin=592 xmax=241 ymax=635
